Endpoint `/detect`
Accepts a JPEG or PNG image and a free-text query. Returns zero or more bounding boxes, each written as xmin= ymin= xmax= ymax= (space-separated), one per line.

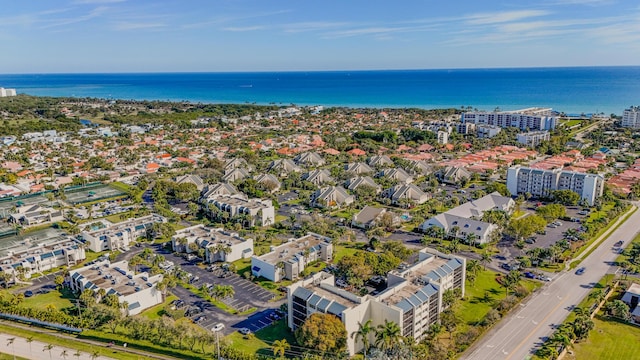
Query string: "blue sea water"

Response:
xmin=0 ymin=67 xmax=639 ymax=115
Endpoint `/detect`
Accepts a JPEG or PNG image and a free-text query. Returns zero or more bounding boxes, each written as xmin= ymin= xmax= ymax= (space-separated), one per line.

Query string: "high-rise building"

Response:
xmin=0 ymin=88 xmax=17 ymax=97
xmin=461 ymin=108 xmax=556 ymax=131
xmin=506 ymin=166 xmax=604 ymax=205
xmin=621 ymin=106 xmax=640 ymax=128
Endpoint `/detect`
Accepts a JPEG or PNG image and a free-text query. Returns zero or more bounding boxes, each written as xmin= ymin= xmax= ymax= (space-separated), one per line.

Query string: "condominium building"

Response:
xmin=287 ymin=248 xmax=465 ymax=356
xmin=516 ymin=131 xmax=550 ymax=147
xmin=201 ymin=194 xmax=275 ymax=227
xmin=0 ymin=238 xmax=85 ymax=280
xmin=476 ymin=124 xmax=502 ymax=138
xmin=80 ymin=214 xmax=167 ymax=252
xmin=506 ymin=166 xmax=604 ymax=205
xmin=171 ymin=224 xmax=253 ymax=263
xmin=252 ymin=233 xmax=333 ymax=282
xmin=461 ymin=108 xmax=557 ymax=131
xmin=437 ymin=130 xmax=449 ymax=145
xmin=69 ymin=260 xmax=163 ymax=315
xmin=621 ymin=106 xmax=640 ymax=128
xmin=0 ymin=88 xmax=17 ymax=97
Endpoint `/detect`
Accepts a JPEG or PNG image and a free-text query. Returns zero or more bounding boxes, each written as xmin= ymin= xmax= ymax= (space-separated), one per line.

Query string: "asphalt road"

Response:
xmin=462 ymin=204 xmax=640 ymax=360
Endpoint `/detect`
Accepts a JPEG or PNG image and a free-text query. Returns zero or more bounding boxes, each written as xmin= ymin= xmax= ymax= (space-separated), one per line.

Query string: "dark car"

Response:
xmin=24 ymin=290 xmax=33 ymax=297
xmin=524 ymin=272 xmax=536 ymax=279
xmin=575 ymin=267 xmax=586 ymax=275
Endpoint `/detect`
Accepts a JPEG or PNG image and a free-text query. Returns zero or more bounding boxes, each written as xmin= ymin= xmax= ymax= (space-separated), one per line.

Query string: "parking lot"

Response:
xmin=233 ymin=308 xmax=284 ymax=334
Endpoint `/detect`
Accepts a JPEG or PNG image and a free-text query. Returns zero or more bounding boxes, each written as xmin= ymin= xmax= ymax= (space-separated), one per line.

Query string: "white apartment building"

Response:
xmin=516 ymin=131 xmax=550 ymax=147
xmin=437 ymin=131 xmax=449 ymax=145
xmin=80 ymin=214 xmax=167 ymax=252
xmin=201 ymin=194 xmax=275 ymax=227
xmin=621 ymin=106 xmax=640 ymax=128
xmin=476 ymin=124 xmax=502 ymax=138
xmin=252 ymin=233 xmax=333 ymax=282
xmin=287 ymin=248 xmax=465 ymax=356
xmin=0 ymin=238 xmax=85 ymax=280
xmin=0 ymin=88 xmax=17 ymax=97
xmin=461 ymin=107 xmax=557 ymax=131
xmin=506 ymin=166 xmax=604 ymax=205
xmin=171 ymin=224 xmax=253 ymax=263
xmin=69 ymin=260 xmax=163 ymax=315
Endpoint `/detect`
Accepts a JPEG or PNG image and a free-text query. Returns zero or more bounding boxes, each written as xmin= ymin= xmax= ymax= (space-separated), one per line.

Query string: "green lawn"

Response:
xmin=333 ymin=245 xmax=362 ymax=262
xmin=226 ymin=318 xmax=298 ymax=357
xmin=139 ymin=294 xmax=177 ymax=320
xmin=0 ymin=353 xmax=29 ymax=360
xmin=21 ymin=288 xmax=75 ymax=311
xmin=568 ymin=314 xmax=640 ymax=360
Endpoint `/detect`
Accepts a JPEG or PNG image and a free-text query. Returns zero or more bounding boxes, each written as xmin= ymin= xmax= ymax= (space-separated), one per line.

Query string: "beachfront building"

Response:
xmin=476 ymin=124 xmax=502 ymax=138
xmin=0 ymin=238 xmax=85 ymax=280
xmin=621 ymin=106 xmax=640 ymax=128
xmin=516 ymin=131 xmax=550 ymax=148
xmin=287 ymin=248 xmax=465 ymax=356
xmin=80 ymin=214 xmax=167 ymax=252
xmin=461 ymin=108 xmax=557 ymax=131
xmin=0 ymin=88 xmax=16 ymax=97
xmin=506 ymin=166 xmax=604 ymax=205
xmin=251 ymin=233 xmax=333 ymax=282
xmin=171 ymin=224 xmax=253 ymax=263
xmin=201 ymin=194 xmax=275 ymax=227
xmin=69 ymin=260 xmax=163 ymax=315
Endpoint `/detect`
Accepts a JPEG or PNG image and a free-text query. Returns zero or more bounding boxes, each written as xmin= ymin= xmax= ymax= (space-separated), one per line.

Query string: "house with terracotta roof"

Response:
xmin=347 ymin=148 xmax=366 ymax=156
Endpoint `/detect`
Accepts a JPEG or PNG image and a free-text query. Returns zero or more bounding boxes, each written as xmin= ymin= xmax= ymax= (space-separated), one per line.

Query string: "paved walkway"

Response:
xmin=0 ymin=332 xmax=114 ymax=360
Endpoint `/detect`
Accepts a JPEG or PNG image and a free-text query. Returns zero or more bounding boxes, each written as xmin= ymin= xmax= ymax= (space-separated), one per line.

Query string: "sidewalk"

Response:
xmin=0 ymin=332 xmax=114 ymax=360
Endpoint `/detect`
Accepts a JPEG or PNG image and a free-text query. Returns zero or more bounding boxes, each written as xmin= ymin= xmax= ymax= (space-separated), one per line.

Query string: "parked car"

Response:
xmin=24 ymin=290 xmax=33 ymax=297
xmin=524 ymin=272 xmax=536 ymax=279
xmin=212 ymin=323 xmax=225 ymax=332
xmin=194 ymin=315 xmax=207 ymax=323
xmin=575 ymin=267 xmax=586 ymax=275
xmin=238 ymin=328 xmax=251 ymax=335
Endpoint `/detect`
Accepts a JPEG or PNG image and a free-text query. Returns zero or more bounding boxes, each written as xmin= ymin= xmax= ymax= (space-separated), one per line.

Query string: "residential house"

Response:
xmin=382 ymin=184 xmax=429 ymax=205
xmin=368 ymin=155 xmax=394 ymax=168
xmin=344 ymin=176 xmax=381 ymax=193
xmin=222 ymin=167 xmax=250 ymax=183
xmin=175 ymin=174 xmax=205 ymax=191
xmin=377 ymin=168 xmax=413 ymax=184
xmin=268 ymin=159 xmax=302 ymax=177
xmin=351 ymin=206 xmax=398 ymax=229
xmin=302 ymin=169 xmax=335 ymax=186
xmin=622 ymin=283 xmax=640 ymax=323
xmin=294 ymin=152 xmax=326 ymax=167
xmin=436 ymin=166 xmax=472 ymax=185
xmin=201 ymin=183 xmax=241 ymax=199
xmin=344 ymin=162 xmax=375 ymax=175
xmin=252 ymin=233 xmax=333 ymax=282
xmin=253 ymin=174 xmax=281 ymax=193
xmin=171 ymin=224 xmax=253 ymax=263
xmin=69 ymin=260 xmax=164 ymax=316
xmin=310 ymin=186 xmax=354 ymax=209
xmin=225 ymin=158 xmax=251 ymax=172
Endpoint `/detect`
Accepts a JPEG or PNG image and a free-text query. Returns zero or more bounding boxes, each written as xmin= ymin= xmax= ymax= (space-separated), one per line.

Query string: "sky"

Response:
xmin=1 ymin=0 xmax=639 ymax=73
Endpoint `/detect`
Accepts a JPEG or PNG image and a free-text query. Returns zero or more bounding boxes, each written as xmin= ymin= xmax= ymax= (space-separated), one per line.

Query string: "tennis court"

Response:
xmin=0 ymin=227 xmax=67 ymax=256
xmin=64 ymin=184 xmax=127 ymax=205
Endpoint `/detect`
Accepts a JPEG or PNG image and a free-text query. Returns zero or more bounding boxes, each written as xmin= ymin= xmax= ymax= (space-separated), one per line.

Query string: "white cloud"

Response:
xmin=40 ymin=6 xmax=108 ymax=29
xmin=465 ymin=10 xmax=550 ymax=25
xmin=73 ymin=0 xmax=126 ymax=4
xmin=222 ymin=26 xmax=265 ymax=32
xmin=112 ymin=21 xmax=165 ymax=31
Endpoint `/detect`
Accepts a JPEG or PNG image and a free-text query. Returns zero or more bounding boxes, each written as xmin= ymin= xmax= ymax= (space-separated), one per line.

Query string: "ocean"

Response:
xmin=0 ymin=67 xmax=638 ymax=115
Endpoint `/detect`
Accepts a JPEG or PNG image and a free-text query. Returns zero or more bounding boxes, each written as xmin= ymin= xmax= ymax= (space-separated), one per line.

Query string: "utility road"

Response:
xmin=463 ymin=206 xmax=639 ymax=360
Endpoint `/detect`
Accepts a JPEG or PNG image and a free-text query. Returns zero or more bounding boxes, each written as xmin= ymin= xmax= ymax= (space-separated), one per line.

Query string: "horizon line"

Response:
xmin=1 ymin=64 xmax=639 ymax=76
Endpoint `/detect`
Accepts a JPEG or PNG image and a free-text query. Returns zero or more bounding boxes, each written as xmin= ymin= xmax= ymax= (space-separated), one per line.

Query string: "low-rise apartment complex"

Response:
xmin=171 ymin=224 xmax=253 ymax=263
xmin=506 ymin=166 xmax=604 ymax=205
xmin=516 ymin=131 xmax=550 ymax=147
xmin=252 ymin=233 xmax=333 ymax=282
xmin=201 ymin=194 xmax=275 ymax=227
xmin=69 ymin=260 xmax=163 ymax=315
xmin=0 ymin=238 xmax=85 ymax=280
xmin=80 ymin=214 xmax=167 ymax=252
xmin=287 ymin=249 xmax=465 ymax=356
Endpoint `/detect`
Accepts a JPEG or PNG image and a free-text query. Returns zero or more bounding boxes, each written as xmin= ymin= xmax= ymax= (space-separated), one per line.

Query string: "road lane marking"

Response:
xmin=505 ymin=294 xmax=567 ymax=360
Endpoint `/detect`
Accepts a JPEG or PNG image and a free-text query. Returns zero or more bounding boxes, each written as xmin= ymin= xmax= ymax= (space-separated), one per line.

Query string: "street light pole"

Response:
xmin=215 ymin=330 xmax=220 ymax=360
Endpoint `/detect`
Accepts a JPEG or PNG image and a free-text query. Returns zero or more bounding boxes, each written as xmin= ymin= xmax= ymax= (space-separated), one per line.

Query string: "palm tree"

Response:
xmin=73 ymin=350 xmax=81 ymax=360
xmin=272 ymin=339 xmax=290 ymax=359
xmin=351 ymin=320 xmax=373 ymax=358
xmin=6 ymin=337 xmax=15 ymax=360
xmin=26 ymin=336 xmax=34 ymax=356
xmin=60 ymin=349 xmax=69 ymax=360
xmin=90 ymin=350 xmax=100 ymax=360
xmin=43 ymin=344 xmax=54 ymax=360
xmin=480 ymin=251 xmax=492 ymax=270
xmin=375 ymin=320 xmax=402 ymax=354
xmin=466 ymin=259 xmax=481 ymax=276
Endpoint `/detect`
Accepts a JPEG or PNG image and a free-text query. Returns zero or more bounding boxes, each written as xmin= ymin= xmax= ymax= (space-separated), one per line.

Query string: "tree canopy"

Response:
xmin=294 ymin=313 xmax=347 ymax=354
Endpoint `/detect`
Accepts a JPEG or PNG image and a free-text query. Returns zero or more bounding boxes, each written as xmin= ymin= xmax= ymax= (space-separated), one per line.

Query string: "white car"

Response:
xmin=212 ymin=323 xmax=225 ymax=332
